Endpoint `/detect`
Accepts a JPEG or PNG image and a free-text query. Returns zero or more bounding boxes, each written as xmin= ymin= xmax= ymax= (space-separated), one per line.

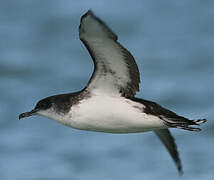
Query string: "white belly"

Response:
xmin=60 ymin=94 xmax=165 ymax=133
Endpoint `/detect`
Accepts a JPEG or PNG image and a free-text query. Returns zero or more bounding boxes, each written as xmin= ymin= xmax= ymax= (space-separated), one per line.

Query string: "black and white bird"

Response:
xmin=19 ymin=10 xmax=207 ymax=174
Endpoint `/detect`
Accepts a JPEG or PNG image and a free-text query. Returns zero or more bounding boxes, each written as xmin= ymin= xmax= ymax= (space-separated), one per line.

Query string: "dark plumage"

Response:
xmin=131 ymin=97 xmax=207 ymax=131
xmin=35 ymin=90 xmax=90 ymax=114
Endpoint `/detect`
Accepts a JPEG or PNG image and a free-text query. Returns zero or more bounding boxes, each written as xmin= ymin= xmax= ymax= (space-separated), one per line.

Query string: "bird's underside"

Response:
xmin=19 ymin=10 xmax=207 ymax=175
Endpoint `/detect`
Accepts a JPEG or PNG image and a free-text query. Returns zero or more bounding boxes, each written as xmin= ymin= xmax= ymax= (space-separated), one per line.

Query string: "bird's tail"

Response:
xmin=162 ymin=117 xmax=207 ymax=131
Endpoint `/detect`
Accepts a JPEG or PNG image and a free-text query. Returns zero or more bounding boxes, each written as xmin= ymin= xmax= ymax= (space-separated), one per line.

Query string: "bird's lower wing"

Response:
xmin=154 ymin=129 xmax=183 ymax=174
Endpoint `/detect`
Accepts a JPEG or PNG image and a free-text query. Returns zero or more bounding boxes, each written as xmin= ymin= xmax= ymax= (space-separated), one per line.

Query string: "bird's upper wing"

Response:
xmin=79 ymin=10 xmax=140 ymax=97
xmin=154 ymin=129 xmax=183 ymax=174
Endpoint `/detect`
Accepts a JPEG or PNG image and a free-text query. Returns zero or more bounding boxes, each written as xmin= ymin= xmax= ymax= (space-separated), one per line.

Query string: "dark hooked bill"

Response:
xmin=19 ymin=109 xmax=39 ymax=120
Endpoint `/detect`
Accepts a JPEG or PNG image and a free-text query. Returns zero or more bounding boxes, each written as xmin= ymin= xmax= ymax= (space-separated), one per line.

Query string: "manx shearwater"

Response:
xmin=19 ymin=10 xmax=207 ymax=174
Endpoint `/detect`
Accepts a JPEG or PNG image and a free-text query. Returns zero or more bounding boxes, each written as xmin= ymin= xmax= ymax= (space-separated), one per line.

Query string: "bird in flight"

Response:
xmin=19 ymin=10 xmax=207 ymax=174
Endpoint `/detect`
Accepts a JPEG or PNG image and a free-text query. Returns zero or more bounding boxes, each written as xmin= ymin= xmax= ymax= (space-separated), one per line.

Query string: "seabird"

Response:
xmin=19 ymin=10 xmax=207 ymax=174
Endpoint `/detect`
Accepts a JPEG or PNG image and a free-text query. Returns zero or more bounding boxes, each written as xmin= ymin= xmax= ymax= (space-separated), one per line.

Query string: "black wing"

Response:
xmin=154 ymin=129 xmax=183 ymax=174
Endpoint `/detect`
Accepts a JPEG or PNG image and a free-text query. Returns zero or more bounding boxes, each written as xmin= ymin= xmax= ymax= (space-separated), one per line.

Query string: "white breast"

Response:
xmin=60 ymin=93 xmax=165 ymax=133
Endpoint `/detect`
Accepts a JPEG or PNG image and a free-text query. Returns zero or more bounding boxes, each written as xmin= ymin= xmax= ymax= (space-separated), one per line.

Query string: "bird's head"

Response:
xmin=19 ymin=97 xmax=54 ymax=120
xmin=19 ymin=93 xmax=73 ymax=120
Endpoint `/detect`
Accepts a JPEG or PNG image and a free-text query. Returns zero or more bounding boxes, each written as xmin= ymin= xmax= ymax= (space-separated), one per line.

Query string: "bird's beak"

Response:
xmin=19 ymin=109 xmax=39 ymax=120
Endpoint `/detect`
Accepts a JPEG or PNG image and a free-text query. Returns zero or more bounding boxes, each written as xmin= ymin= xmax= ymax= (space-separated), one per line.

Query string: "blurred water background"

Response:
xmin=0 ymin=0 xmax=213 ymax=180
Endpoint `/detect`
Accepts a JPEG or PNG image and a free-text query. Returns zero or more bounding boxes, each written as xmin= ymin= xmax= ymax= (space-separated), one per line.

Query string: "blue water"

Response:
xmin=0 ymin=1 xmax=213 ymax=179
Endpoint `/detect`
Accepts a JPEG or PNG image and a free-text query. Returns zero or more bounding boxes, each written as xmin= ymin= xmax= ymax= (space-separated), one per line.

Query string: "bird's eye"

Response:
xmin=40 ymin=102 xmax=47 ymax=109
xmin=35 ymin=100 xmax=52 ymax=110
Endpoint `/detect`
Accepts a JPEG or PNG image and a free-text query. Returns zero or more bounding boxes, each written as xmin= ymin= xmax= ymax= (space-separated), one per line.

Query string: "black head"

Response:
xmin=34 ymin=98 xmax=53 ymax=111
xmin=19 ymin=97 xmax=53 ymax=120
xmin=19 ymin=92 xmax=84 ymax=120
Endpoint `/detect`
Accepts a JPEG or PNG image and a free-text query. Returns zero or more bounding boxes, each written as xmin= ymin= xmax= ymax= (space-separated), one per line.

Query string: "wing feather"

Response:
xmin=154 ymin=129 xmax=183 ymax=174
xmin=79 ymin=10 xmax=140 ymax=97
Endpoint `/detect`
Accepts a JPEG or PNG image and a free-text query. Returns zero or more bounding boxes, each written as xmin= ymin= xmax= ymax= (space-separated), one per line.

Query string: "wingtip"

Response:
xmin=87 ymin=9 xmax=94 ymax=15
xmin=82 ymin=10 xmax=94 ymax=19
xmin=79 ymin=10 xmax=118 ymax=41
xmin=178 ymin=163 xmax=183 ymax=176
xmin=178 ymin=169 xmax=184 ymax=176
